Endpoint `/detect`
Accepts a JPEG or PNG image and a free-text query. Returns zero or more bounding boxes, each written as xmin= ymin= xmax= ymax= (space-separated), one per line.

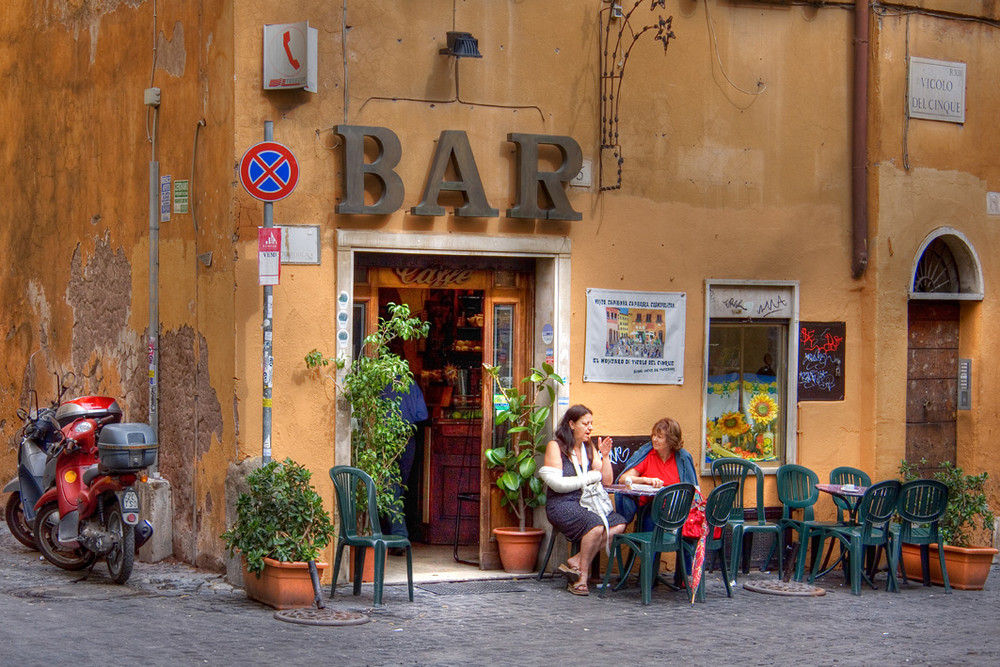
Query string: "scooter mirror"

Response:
xmin=16 ymin=407 xmax=27 ymax=421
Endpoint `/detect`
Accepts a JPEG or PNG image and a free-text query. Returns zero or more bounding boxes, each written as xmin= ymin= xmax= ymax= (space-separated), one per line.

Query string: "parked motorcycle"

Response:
xmin=31 ymin=403 xmax=156 ymax=584
xmin=2 ymin=372 xmax=121 ymax=549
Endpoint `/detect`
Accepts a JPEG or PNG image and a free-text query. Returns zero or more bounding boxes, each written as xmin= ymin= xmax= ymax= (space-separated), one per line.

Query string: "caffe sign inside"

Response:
xmin=335 ymin=125 xmax=583 ymax=221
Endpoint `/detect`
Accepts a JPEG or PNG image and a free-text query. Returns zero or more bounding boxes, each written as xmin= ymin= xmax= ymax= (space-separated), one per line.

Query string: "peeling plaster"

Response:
xmin=67 ymin=233 xmax=145 ymax=417
xmin=156 ymin=325 xmax=223 ymax=563
xmin=156 ymin=21 xmax=187 ymax=77
xmin=33 ymin=1 xmax=145 ymax=64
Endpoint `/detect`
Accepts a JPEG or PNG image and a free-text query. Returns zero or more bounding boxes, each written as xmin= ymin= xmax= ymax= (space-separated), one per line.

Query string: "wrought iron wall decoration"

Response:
xmin=599 ymin=1 xmax=676 ymax=191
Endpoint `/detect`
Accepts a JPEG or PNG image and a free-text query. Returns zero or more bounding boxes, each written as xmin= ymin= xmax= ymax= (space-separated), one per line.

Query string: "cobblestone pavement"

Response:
xmin=1 ymin=520 xmax=997 ymax=666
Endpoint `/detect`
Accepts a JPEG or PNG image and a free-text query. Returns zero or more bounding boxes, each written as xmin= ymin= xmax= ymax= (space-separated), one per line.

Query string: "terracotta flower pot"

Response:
xmin=899 ymin=542 xmax=998 ymax=591
xmin=347 ymin=545 xmax=376 ymax=583
xmin=242 ymin=557 xmax=327 ymax=610
xmin=492 ymin=526 xmax=545 ymax=574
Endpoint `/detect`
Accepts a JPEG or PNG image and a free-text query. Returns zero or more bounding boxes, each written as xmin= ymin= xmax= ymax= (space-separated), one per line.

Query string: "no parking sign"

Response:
xmin=240 ymin=141 xmax=299 ymax=202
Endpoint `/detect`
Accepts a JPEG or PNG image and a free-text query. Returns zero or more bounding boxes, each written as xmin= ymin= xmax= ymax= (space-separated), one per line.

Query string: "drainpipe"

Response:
xmin=851 ymin=0 xmax=870 ymax=279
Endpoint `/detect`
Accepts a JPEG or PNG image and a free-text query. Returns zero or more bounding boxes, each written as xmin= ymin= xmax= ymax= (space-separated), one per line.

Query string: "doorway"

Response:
xmin=352 ymin=254 xmax=534 ymax=569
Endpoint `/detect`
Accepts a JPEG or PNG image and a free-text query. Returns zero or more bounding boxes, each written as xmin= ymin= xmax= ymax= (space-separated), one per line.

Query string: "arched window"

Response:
xmin=909 ymin=229 xmax=983 ymax=301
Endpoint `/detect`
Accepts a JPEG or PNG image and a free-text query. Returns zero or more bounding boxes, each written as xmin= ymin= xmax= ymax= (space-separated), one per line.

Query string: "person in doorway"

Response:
xmin=538 ymin=404 xmax=627 ymax=596
xmin=757 ymin=353 xmax=775 ymax=376
xmin=381 ymin=352 xmax=429 ymax=555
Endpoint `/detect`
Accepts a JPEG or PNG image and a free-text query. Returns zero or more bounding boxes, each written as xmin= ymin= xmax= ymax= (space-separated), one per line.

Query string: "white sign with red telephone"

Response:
xmin=263 ymin=22 xmax=317 ymax=92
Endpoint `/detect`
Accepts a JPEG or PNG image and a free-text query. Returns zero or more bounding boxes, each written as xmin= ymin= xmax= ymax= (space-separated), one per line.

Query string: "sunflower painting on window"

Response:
xmin=706 ymin=393 xmax=780 ymax=462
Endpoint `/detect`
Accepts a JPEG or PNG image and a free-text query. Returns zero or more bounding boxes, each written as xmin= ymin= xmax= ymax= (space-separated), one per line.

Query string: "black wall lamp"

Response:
xmin=439 ymin=31 xmax=482 ymax=58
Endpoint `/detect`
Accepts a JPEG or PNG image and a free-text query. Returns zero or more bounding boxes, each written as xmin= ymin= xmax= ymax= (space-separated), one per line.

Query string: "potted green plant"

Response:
xmin=221 ymin=458 xmax=335 ymax=609
xmin=483 ymin=362 xmax=564 ymax=573
xmin=899 ymin=459 xmax=997 ymax=590
xmin=305 ymin=302 xmax=430 ymax=537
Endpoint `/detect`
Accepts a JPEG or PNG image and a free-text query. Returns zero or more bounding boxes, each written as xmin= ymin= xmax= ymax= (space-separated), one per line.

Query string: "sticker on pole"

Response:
xmin=240 ymin=141 xmax=299 ymax=202
xmin=259 ymin=227 xmax=282 ymax=285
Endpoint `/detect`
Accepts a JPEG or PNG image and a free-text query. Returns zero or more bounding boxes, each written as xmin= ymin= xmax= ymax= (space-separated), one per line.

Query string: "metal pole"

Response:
xmin=262 ymin=121 xmax=273 ymax=463
xmin=148 ymin=110 xmax=160 ymax=451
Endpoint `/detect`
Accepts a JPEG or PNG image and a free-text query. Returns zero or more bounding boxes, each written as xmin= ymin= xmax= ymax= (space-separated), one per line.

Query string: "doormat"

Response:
xmin=743 ymin=579 xmax=826 ymax=597
xmin=416 ymin=580 xmax=529 ymax=596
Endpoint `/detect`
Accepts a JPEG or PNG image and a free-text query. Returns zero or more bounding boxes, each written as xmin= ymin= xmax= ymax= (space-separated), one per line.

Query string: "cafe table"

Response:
xmin=815 ymin=483 xmax=867 ymax=525
xmin=812 ymin=482 xmax=868 ymax=578
xmin=605 ymin=483 xmax=687 ymax=590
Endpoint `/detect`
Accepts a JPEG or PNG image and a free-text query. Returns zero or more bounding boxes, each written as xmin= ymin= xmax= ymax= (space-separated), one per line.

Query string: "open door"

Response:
xmin=479 ymin=278 xmax=532 ymax=569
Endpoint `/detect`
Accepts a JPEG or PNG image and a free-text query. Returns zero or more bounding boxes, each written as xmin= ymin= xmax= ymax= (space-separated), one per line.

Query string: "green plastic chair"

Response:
xmin=776 ymin=464 xmax=840 ymax=581
xmin=599 ymin=482 xmax=695 ymax=605
xmin=689 ymin=481 xmax=740 ymax=602
xmin=329 ymin=466 xmax=414 ymax=606
xmin=711 ymin=458 xmax=783 ymax=584
xmin=809 ymin=479 xmax=901 ymax=595
xmin=829 ymin=466 xmax=872 ymax=523
xmin=895 ymin=479 xmax=951 ymax=593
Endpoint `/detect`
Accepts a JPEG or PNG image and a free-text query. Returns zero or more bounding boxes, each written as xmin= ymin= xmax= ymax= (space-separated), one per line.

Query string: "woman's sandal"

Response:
xmin=557 ymin=563 xmax=582 ymax=583
xmin=567 ymin=580 xmax=590 ymax=596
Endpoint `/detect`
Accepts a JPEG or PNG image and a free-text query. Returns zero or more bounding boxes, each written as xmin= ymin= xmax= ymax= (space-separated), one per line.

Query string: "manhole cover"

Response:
xmin=273 ymin=607 xmax=370 ymax=626
xmin=9 ymin=585 xmax=143 ymax=601
xmin=417 ymin=580 xmax=528 ymax=596
xmin=743 ymin=579 xmax=826 ymax=597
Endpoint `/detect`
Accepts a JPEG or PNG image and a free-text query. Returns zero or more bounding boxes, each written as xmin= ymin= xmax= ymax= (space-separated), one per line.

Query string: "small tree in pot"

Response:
xmin=305 ymin=302 xmax=430 ymax=529
xmin=484 ymin=363 xmax=565 ymax=531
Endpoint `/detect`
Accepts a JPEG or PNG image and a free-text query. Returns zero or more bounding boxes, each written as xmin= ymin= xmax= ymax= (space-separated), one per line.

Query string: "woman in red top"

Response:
xmin=618 ymin=417 xmax=694 ymax=530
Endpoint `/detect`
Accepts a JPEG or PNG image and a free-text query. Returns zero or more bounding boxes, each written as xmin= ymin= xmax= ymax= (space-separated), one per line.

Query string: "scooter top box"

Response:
xmin=97 ymin=422 xmax=158 ymax=472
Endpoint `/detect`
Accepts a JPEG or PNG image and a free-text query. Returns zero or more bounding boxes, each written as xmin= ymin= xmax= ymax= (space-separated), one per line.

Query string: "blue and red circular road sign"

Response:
xmin=239 ymin=141 xmax=299 ymax=202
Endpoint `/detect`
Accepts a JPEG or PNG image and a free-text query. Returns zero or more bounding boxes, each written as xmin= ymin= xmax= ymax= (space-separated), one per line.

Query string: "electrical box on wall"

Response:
xmin=263 ymin=21 xmax=317 ymax=92
xmin=958 ymin=358 xmax=972 ymax=410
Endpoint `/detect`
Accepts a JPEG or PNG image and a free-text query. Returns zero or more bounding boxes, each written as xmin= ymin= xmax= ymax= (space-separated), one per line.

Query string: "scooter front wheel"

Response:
xmin=4 ymin=492 xmax=37 ymax=550
xmin=33 ymin=502 xmax=97 ymax=571
xmin=106 ymin=504 xmax=135 ymax=584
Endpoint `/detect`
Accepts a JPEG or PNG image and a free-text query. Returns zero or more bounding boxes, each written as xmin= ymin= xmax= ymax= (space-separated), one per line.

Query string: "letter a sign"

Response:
xmin=259 ymin=227 xmax=282 ymax=285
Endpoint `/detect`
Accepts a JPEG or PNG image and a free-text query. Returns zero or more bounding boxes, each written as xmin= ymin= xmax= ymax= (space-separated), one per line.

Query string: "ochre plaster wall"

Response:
xmin=870 ymin=11 xmax=1000 ymax=521
xmin=0 ymin=1 xmax=237 ymax=570
xmin=5 ymin=0 xmax=999 ymax=571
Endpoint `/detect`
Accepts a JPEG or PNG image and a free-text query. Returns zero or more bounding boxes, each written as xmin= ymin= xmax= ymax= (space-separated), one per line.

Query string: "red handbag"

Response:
xmin=682 ymin=492 xmax=723 ymax=539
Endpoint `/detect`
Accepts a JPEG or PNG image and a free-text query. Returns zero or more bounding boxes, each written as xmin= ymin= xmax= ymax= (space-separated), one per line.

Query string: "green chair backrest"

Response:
xmin=776 ymin=464 xmax=820 ymax=522
xmin=856 ymin=480 xmax=901 ymax=543
xmin=829 ymin=466 xmax=872 ymax=523
xmin=649 ymin=483 xmax=695 ymax=547
xmin=897 ymin=479 xmax=949 ymax=545
xmin=329 ymin=465 xmax=383 ymax=541
xmin=711 ymin=457 xmax=765 ymax=524
xmin=704 ymin=481 xmax=740 ymax=534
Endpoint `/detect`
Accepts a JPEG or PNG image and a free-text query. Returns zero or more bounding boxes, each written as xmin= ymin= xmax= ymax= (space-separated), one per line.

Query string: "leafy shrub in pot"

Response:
xmin=221 ymin=457 xmax=335 ymax=575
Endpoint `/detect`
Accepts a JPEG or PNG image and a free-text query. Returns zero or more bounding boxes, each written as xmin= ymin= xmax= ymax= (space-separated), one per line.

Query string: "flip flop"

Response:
xmin=567 ymin=580 xmax=589 ymax=596
xmin=557 ymin=563 xmax=582 ymax=583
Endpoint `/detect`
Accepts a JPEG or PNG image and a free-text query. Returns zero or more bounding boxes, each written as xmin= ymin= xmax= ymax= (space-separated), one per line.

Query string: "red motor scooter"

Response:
xmin=32 ymin=410 xmax=157 ymax=584
xmin=3 ymin=370 xmax=124 ymax=550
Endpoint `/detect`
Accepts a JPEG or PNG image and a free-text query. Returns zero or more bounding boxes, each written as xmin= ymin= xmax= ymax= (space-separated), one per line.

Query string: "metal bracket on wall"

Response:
xmin=598 ymin=0 xmax=676 ymax=191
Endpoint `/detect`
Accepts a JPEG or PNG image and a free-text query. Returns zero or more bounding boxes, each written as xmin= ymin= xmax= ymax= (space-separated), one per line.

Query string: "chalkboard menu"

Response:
xmin=797 ymin=321 xmax=845 ymax=401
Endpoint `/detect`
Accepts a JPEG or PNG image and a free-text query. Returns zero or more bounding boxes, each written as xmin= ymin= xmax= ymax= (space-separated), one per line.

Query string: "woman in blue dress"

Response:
xmin=539 ymin=404 xmax=626 ymax=596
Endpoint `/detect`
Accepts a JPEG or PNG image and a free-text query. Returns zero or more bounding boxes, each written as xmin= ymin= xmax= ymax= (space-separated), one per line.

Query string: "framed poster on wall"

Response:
xmin=583 ymin=288 xmax=686 ymax=384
